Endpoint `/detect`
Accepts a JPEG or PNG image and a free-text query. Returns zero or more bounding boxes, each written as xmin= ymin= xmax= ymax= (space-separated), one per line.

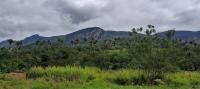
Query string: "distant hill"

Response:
xmin=158 ymin=31 xmax=200 ymax=41
xmin=0 ymin=27 xmax=130 ymax=47
xmin=0 ymin=27 xmax=199 ymax=48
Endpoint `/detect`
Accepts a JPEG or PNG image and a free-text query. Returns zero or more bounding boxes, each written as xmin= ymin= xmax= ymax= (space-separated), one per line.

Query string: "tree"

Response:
xmin=7 ymin=39 xmax=14 ymax=46
xmin=15 ymin=41 xmax=23 ymax=60
xmin=7 ymin=39 xmax=14 ymax=51
xmin=83 ymin=37 xmax=88 ymax=43
xmin=165 ymin=29 xmax=175 ymax=41
xmin=146 ymin=25 xmax=156 ymax=36
xmin=35 ymin=40 xmax=41 ymax=49
xmin=58 ymin=38 xmax=65 ymax=48
xmin=165 ymin=29 xmax=175 ymax=48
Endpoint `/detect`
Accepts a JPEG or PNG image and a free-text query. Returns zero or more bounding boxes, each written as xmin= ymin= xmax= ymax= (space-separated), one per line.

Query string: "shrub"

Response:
xmin=109 ymin=70 xmax=165 ymax=85
xmin=108 ymin=69 xmax=142 ymax=85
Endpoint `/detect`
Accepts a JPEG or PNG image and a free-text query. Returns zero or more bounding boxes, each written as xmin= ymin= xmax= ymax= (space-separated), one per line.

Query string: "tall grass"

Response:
xmin=29 ymin=66 xmax=200 ymax=86
xmin=30 ymin=66 xmax=101 ymax=82
xmin=165 ymin=71 xmax=200 ymax=85
xmin=2 ymin=66 xmax=200 ymax=89
xmin=30 ymin=66 xmax=144 ymax=84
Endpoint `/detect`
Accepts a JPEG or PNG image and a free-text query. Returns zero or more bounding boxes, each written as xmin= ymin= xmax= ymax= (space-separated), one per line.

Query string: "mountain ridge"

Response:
xmin=0 ymin=27 xmax=199 ymax=47
xmin=0 ymin=27 xmax=130 ymax=47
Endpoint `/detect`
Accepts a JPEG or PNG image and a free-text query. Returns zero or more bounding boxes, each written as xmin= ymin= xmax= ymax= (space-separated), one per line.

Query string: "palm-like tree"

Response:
xmin=83 ymin=38 xmax=88 ymax=42
xmin=35 ymin=40 xmax=41 ymax=49
xmin=132 ymin=28 xmax=138 ymax=35
xmin=58 ymin=39 xmax=65 ymax=48
xmin=146 ymin=25 xmax=156 ymax=36
xmin=47 ymin=40 xmax=52 ymax=51
xmin=71 ymin=39 xmax=80 ymax=47
xmin=137 ymin=27 xmax=143 ymax=32
xmin=75 ymin=39 xmax=80 ymax=45
xmin=165 ymin=29 xmax=175 ymax=41
xmin=7 ymin=39 xmax=14 ymax=49
xmin=15 ymin=41 xmax=22 ymax=60
xmin=8 ymin=39 xmax=14 ymax=46
xmin=88 ymin=37 xmax=98 ymax=54
xmin=71 ymin=40 xmax=75 ymax=46
xmin=165 ymin=29 xmax=175 ymax=48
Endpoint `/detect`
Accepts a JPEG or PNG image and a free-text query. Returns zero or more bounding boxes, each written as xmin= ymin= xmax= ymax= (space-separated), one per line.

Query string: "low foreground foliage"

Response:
xmin=1 ymin=66 xmax=200 ymax=89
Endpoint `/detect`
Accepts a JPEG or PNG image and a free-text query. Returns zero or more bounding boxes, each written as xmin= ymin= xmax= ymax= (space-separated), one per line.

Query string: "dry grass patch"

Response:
xmin=4 ymin=72 xmax=27 ymax=80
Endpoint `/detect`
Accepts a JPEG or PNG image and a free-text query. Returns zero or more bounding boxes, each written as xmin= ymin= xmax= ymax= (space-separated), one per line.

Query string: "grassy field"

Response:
xmin=0 ymin=66 xmax=200 ymax=89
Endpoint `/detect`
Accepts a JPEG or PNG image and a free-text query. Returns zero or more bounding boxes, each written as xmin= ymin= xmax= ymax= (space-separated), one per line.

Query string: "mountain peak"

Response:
xmin=21 ymin=34 xmax=44 ymax=45
xmin=24 ymin=34 xmax=41 ymax=40
xmin=79 ymin=27 xmax=104 ymax=32
xmin=30 ymin=34 xmax=40 ymax=37
xmin=84 ymin=27 xmax=103 ymax=30
xmin=65 ymin=27 xmax=105 ymax=40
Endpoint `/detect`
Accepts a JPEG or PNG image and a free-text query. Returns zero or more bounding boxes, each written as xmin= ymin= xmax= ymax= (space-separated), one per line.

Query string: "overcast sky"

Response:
xmin=0 ymin=0 xmax=200 ymax=41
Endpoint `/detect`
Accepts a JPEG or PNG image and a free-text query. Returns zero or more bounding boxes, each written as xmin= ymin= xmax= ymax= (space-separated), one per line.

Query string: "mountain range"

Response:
xmin=0 ymin=27 xmax=199 ymax=47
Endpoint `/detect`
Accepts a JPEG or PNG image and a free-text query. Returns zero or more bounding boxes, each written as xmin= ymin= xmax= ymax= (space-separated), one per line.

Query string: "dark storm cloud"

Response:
xmin=45 ymin=0 xmax=107 ymax=24
xmin=0 ymin=0 xmax=199 ymax=41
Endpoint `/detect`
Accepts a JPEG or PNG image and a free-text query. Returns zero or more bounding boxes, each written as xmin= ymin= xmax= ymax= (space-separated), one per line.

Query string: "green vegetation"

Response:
xmin=0 ymin=25 xmax=200 ymax=88
xmin=1 ymin=66 xmax=200 ymax=89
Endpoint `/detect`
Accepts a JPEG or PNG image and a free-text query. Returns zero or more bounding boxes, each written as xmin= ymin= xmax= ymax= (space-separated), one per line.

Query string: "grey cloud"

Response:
xmin=175 ymin=9 xmax=200 ymax=26
xmin=44 ymin=0 xmax=107 ymax=24
xmin=0 ymin=0 xmax=199 ymax=41
xmin=0 ymin=0 xmax=76 ymax=40
xmin=0 ymin=0 xmax=107 ymax=40
xmin=80 ymin=0 xmax=200 ymax=31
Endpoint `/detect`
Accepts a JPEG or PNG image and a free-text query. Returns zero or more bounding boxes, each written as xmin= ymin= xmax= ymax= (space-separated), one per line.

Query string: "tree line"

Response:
xmin=0 ymin=25 xmax=200 ymax=73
